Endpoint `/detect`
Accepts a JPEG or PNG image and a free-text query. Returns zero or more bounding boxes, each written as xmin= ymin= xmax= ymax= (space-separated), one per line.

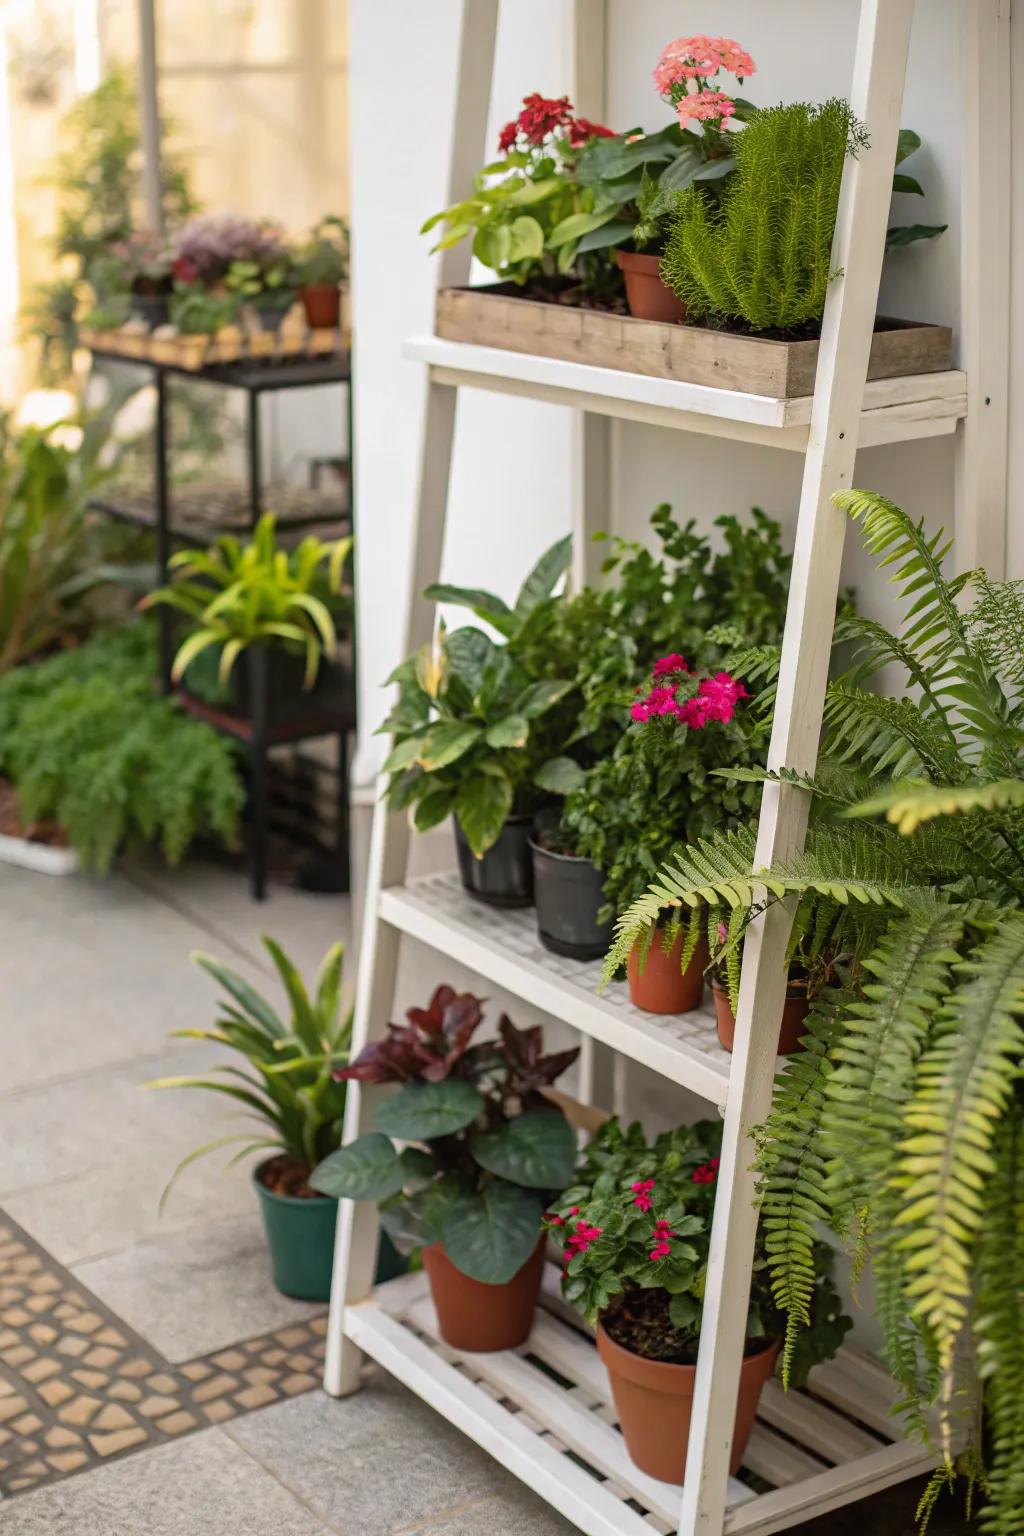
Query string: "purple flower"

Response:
xmin=172 ymin=215 xmax=288 ymax=283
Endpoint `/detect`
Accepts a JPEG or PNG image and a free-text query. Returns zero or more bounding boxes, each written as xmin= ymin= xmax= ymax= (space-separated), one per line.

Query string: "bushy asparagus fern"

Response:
xmin=662 ymin=99 xmax=868 ymax=333
xmin=608 ymin=492 xmax=1024 ymax=1533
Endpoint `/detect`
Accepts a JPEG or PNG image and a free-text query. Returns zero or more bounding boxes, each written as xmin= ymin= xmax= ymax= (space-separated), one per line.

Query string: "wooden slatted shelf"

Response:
xmin=378 ymin=872 xmax=732 ymax=1105
xmin=403 ymin=336 xmax=968 ymax=451
xmin=346 ymin=1268 xmax=941 ymax=1536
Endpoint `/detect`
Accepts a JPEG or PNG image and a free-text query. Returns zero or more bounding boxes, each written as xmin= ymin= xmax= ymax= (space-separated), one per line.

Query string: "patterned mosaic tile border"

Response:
xmin=0 ymin=1213 xmax=326 ymax=1498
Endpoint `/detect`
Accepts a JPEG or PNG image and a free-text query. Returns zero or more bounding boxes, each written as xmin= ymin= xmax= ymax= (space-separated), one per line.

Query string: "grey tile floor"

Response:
xmin=0 ymin=855 xmax=974 ymax=1534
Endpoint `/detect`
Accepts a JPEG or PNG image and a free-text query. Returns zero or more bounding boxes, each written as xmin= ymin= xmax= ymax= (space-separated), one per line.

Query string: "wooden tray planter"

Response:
xmin=435 ymin=285 xmax=952 ymax=399
xmin=80 ymin=324 xmax=345 ymax=372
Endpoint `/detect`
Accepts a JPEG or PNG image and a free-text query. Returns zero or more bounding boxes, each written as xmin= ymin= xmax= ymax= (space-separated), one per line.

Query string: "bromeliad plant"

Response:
xmin=548 ymin=1117 xmax=849 ymax=1380
xmin=607 ymin=491 xmax=1024 ymax=1533
xmin=150 ymin=938 xmax=351 ymax=1199
xmin=311 ymin=987 xmax=579 ymax=1283
xmin=143 ymin=513 xmax=352 ymax=690
xmin=380 ymin=536 xmax=577 ymax=856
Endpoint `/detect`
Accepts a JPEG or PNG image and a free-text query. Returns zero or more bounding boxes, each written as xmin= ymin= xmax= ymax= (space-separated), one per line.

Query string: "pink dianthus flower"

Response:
xmin=652 ymin=652 xmax=688 ymax=678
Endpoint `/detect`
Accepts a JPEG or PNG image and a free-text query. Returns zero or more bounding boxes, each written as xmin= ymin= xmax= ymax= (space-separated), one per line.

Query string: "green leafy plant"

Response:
xmin=311 ymin=987 xmax=579 ymax=1283
xmin=168 ymin=284 xmax=240 ymax=336
xmin=607 ymin=491 xmax=1024 ymax=1533
xmin=887 ymin=129 xmax=948 ymax=249
xmin=225 ymin=258 xmax=298 ymax=313
xmin=380 ymin=537 xmax=577 ymax=856
xmin=0 ymin=413 xmax=113 ymax=673
xmin=548 ymin=1117 xmax=849 ymax=1381
xmin=422 ymin=93 xmax=619 ymax=292
xmin=143 ymin=513 xmax=352 ymax=689
xmin=296 ymin=216 xmax=348 ymax=287
xmin=0 ymin=623 xmax=242 ymax=869
xmin=149 ymin=938 xmax=351 ymax=1198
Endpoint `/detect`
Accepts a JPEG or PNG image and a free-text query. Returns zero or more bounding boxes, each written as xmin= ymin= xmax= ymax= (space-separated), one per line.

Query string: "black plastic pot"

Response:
xmin=454 ymin=814 xmax=534 ymax=908
xmin=130 ymin=291 xmax=169 ymax=329
xmin=530 ymin=831 xmax=614 ymax=960
xmin=224 ymin=646 xmax=344 ymax=724
xmin=256 ymin=301 xmax=293 ymax=333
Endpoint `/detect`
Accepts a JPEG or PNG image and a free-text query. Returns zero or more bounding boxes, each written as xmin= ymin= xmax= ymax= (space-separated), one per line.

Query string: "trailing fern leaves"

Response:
xmin=975 ymin=1103 xmax=1024 ymax=1535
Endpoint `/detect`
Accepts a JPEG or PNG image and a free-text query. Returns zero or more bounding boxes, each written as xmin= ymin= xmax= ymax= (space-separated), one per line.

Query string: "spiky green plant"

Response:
xmin=607 ymin=491 xmax=1024 ymax=1534
xmin=662 ymin=99 xmax=869 ymax=333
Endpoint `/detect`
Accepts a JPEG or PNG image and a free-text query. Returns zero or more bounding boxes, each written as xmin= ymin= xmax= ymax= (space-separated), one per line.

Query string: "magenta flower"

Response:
xmin=652 ymin=652 xmax=688 ymax=678
xmin=648 ymin=1218 xmax=676 ymax=1261
xmin=693 ymin=1156 xmax=720 ymax=1186
xmin=565 ymin=1219 xmax=603 ymax=1259
xmin=697 ymin=672 xmax=748 ymax=723
xmin=631 ymin=1178 xmax=656 ymax=1213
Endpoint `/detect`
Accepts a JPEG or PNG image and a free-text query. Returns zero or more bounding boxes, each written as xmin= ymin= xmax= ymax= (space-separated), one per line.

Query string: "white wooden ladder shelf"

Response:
xmin=324 ymin=2 xmax=1008 ymax=1533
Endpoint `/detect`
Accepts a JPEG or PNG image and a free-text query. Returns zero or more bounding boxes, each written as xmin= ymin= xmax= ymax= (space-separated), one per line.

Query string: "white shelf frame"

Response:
xmin=326 ymin=3 xmax=1009 ymax=1533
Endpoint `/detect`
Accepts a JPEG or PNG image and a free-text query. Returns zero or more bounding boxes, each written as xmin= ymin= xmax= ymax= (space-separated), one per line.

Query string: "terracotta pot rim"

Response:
xmin=615 ymin=248 xmax=665 ymax=273
xmin=597 ymin=1322 xmax=778 ymax=1392
xmin=710 ymin=975 xmax=809 ymax=1003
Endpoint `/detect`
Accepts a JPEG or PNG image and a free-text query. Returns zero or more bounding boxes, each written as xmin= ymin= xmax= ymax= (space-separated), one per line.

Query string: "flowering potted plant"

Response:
xmin=571 ymin=34 xmax=754 ymax=322
xmin=380 ymin=537 xmax=578 ymax=906
xmin=548 ymin=1118 xmax=850 ymax=1483
xmin=108 ymin=229 xmax=175 ymax=327
xmin=422 ymin=92 xmax=618 ymax=298
xmin=296 ymin=215 xmax=348 ymax=329
xmin=312 ymin=987 xmax=579 ymax=1351
xmin=150 ymin=938 xmax=404 ymax=1301
xmin=171 ymin=212 xmax=289 ymax=286
xmin=566 ymin=647 xmax=774 ymax=1013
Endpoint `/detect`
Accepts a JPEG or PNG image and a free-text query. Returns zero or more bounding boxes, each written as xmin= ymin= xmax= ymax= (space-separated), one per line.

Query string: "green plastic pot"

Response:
xmin=253 ymin=1162 xmax=406 ymax=1301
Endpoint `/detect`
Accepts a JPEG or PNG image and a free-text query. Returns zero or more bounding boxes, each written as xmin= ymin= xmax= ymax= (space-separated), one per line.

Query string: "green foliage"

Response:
xmin=144 ymin=513 xmax=352 ymax=689
xmin=548 ymin=1117 xmax=849 ymax=1381
xmin=0 ymin=624 xmax=242 ymax=870
xmin=225 ymin=259 xmax=297 ymax=311
xmin=0 ymin=414 xmax=111 ymax=672
xmin=149 ymin=938 xmax=352 ymax=1191
xmin=662 ymin=100 xmax=868 ymax=333
xmin=167 ymin=285 xmax=240 ymax=336
xmin=381 ymin=538 xmax=576 ymax=856
xmin=887 ymin=129 xmax=948 ymax=252
xmin=608 ymin=491 xmax=1024 ymax=1531
xmin=296 ymin=216 xmax=348 ymax=287
xmin=311 ymin=988 xmax=578 ymax=1283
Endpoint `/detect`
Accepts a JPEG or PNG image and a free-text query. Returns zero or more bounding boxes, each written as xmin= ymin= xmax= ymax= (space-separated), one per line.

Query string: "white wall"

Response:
xmin=349 ymin=0 xmax=984 ymax=781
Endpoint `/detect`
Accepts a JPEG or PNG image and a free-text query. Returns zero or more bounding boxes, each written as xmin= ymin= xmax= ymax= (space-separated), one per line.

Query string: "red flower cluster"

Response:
xmin=648 ymin=1218 xmax=676 ymax=1261
xmin=692 ymin=1156 xmax=720 ymax=1186
xmin=565 ymin=1217 xmax=604 ymax=1258
xmin=652 ymin=652 xmax=688 ymax=678
xmin=498 ymin=92 xmax=613 ymax=154
xmin=172 ymin=255 xmax=199 ymax=285
xmin=631 ymin=1177 xmax=656 ymax=1213
xmin=630 ymin=661 xmax=748 ymax=728
xmin=546 ymin=1204 xmax=579 ymax=1228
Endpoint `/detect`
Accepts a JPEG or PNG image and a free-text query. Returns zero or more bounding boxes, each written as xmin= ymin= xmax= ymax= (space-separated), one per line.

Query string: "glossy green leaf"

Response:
xmin=471 ymin=1110 xmax=577 ymax=1189
xmin=534 ymin=755 xmax=586 ymax=794
xmin=440 ymin=1180 xmax=543 ymax=1283
xmin=310 ymin=1133 xmax=405 ymax=1201
xmin=419 ymin=721 xmax=481 ymax=771
xmin=374 ymin=1078 xmax=482 ymax=1141
xmin=485 ymin=714 xmax=529 ymax=750
xmin=891 ymin=173 xmax=924 ymax=196
xmin=455 ymin=770 xmax=513 ymax=857
xmin=515 ymin=536 xmax=572 ymax=616
xmin=885 ymin=223 xmax=948 ymax=249
xmin=514 ymin=679 xmax=575 ymax=719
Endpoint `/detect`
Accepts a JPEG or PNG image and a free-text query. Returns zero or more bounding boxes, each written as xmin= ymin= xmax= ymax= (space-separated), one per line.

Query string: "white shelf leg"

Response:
xmin=955 ymin=0 xmax=1010 ymax=579
xmin=677 ymin=3 xmax=917 ymax=1531
xmin=323 ymin=0 xmax=500 ymax=1398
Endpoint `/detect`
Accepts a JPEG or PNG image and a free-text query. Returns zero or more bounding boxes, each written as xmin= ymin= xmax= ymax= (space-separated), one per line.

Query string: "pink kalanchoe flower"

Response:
xmin=677 ymin=90 xmax=737 ymax=128
xmin=631 ymin=1178 xmax=656 ymax=1213
xmin=653 ymin=34 xmax=755 ymax=95
xmin=652 ymin=652 xmax=688 ymax=678
xmin=697 ymin=671 xmax=748 ymax=724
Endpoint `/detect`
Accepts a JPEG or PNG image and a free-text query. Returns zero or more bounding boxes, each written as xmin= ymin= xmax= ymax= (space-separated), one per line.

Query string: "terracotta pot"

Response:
xmin=627 ymin=929 xmax=706 ymax=1014
xmin=301 ymin=283 xmax=341 ymax=329
xmin=597 ymin=1324 xmax=779 ymax=1483
xmin=422 ymin=1238 xmax=545 ymax=1352
xmin=712 ymin=978 xmax=810 ymax=1055
xmin=616 ymin=249 xmax=686 ymax=323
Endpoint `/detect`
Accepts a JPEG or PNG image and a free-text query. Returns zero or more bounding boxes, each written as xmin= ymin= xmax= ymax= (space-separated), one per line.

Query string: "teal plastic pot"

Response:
xmin=253 ymin=1163 xmax=405 ymax=1301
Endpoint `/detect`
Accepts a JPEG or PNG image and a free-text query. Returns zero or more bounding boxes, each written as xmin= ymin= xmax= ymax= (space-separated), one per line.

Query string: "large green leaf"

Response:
xmin=535 ymin=755 xmax=586 ymax=794
xmin=424 ymin=583 xmax=513 ymax=631
xmin=374 ymin=1079 xmax=482 ymax=1141
xmin=514 ymin=679 xmax=575 ymax=719
xmin=576 ymin=219 xmax=635 ymax=254
xmin=895 ymin=127 xmax=921 ymax=165
xmin=310 ymin=1133 xmax=405 ymax=1201
xmin=419 ymin=721 xmax=481 ymax=771
xmin=485 ymin=714 xmax=529 ymax=749
xmin=658 ymin=143 xmax=706 ymax=190
xmin=455 ymin=770 xmax=514 ymax=857
xmin=440 ymin=1180 xmax=543 ymax=1283
xmin=885 ymin=223 xmax=948 ymax=249
xmin=471 ymin=1110 xmax=577 ymax=1189
xmin=891 ymin=172 xmax=924 ymax=197
xmin=548 ymin=208 xmax=620 ymax=248
xmin=515 ymin=536 xmax=572 ymax=617
xmin=191 ymin=952 xmax=286 ymax=1038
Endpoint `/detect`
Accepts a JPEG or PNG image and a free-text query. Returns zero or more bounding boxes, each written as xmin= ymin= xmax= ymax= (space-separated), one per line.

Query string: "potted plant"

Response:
xmin=548 ymin=1117 xmax=849 ymax=1483
xmin=568 ymin=34 xmax=754 ymax=322
xmin=570 ymin=649 xmax=774 ymax=1013
xmin=606 ymin=490 xmax=1024 ymax=1530
xmin=423 ymin=92 xmax=619 ymax=300
xmin=149 ymin=938 xmax=404 ymax=1301
xmin=168 ymin=282 xmax=240 ymax=365
xmin=171 ymin=212 xmax=290 ymax=286
xmin=529 ymin=810 xmax=614 ymax=961
xmin=142 ymin=513 xmax=352 ymax=720
xmin=380 ymin=537 xmax=578 ymax=906
xmin=312 ymin=986 xmax=579 ymax=1350
xmin=112 ymin=229 xmax=175 ymax=328
xmin=296 ymin=215 xmax=348 ymax=329
xmin=226 ymin=254 xmax=299 ymax=333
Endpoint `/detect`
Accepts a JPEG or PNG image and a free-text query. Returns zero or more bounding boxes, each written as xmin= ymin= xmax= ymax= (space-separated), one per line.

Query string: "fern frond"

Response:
xmin=895 ymin=915 xmax=1024 ymax=1378
xmin=753 ymin=989 xmax=849 ymax=1385
xmin=848 ymin=778 xmax=1024 ymax=837
xmin=975 ymin=1101 xmax=1024 ymax=1536
xmin=824 ymin=682 xmax=967 ymax=782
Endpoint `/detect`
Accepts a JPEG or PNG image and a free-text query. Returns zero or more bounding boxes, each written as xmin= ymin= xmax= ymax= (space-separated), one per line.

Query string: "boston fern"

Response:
xmin=607 ymin=491 xmax=1024 ymax=1533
